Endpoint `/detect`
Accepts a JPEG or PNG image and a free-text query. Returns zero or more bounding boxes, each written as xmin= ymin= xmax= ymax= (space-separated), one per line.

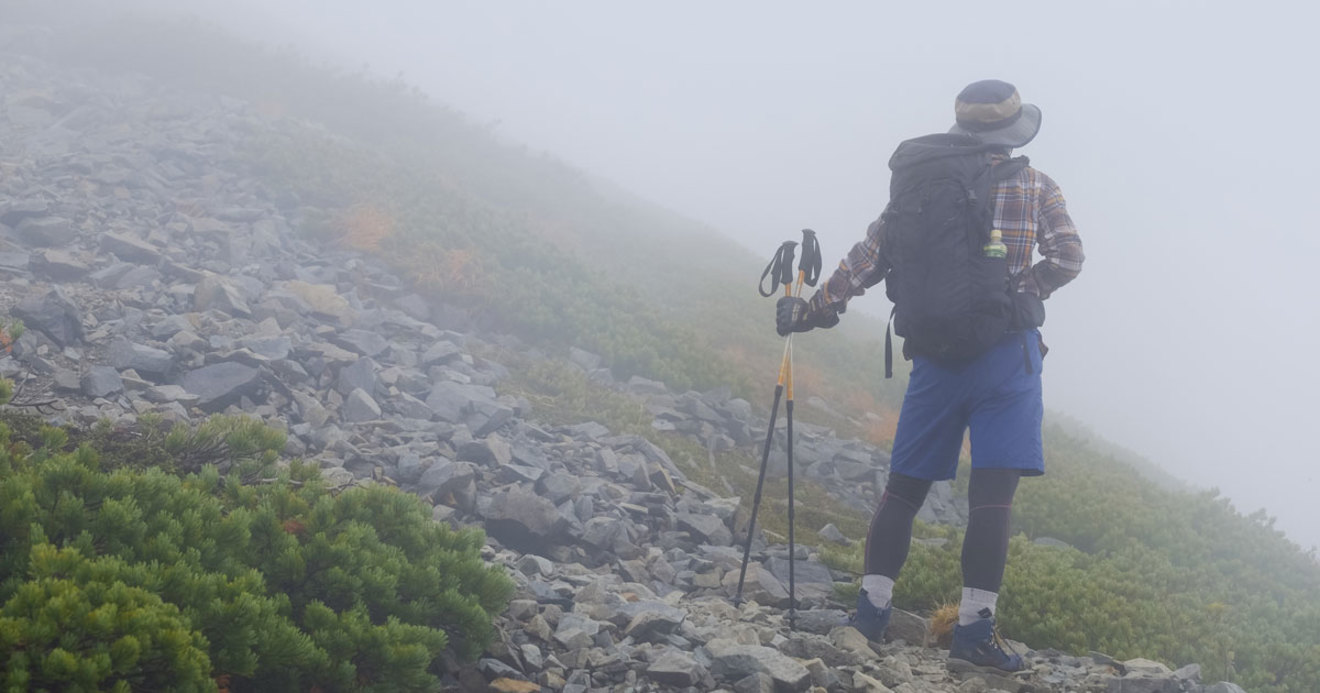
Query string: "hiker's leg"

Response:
xmin=959 ymin=467 xmax=1021 ymax=623
xmin=960 ymin=330 xmax=1044 ymax=624
xmin=860 ymin=472 xmax=933 ymax=605
xmin=864 ymin=356 xmax=966 ymax=609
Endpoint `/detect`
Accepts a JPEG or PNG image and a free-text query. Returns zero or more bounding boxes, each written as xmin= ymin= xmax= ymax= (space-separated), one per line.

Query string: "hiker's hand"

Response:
xmin=1010 ymin=292 xmax=1046 ymax=330
xmin=776 ymin=297 xmax=838 ymax=336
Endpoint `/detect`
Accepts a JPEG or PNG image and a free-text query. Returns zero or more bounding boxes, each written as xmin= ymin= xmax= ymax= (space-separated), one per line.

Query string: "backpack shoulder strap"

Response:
xmin=991 ymin=155 xmax=1030 ymax=182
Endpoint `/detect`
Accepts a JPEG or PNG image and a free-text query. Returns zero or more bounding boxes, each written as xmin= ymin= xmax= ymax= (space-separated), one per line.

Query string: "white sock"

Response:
xmin=861 ymin=574 xmax=894 ymax=608
xmin=959 ymin=587 xmax=999 ymax=626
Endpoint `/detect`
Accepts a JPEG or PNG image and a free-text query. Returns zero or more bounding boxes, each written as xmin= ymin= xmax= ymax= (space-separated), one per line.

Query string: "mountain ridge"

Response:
xmin=0 ymin=10 xmax=1311 ymax=692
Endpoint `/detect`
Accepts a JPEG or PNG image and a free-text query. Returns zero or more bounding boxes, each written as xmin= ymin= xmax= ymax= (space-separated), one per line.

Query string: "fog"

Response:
xmin=47 ymin=1 xmax=1320 ymax=548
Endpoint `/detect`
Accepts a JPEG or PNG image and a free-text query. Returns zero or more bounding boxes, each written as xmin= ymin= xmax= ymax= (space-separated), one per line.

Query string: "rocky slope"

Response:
xmin=0 ymin=41 xmax=1245 ymax=693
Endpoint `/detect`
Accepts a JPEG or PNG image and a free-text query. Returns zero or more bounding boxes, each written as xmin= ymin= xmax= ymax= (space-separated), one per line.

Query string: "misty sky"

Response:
xmin=156 ymin=1 xmax=1319 ymax=547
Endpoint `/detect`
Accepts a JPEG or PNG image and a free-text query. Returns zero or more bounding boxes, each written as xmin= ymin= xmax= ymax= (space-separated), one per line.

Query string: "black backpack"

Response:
xmin=881 ymin=133 xmax=1030 ymax=376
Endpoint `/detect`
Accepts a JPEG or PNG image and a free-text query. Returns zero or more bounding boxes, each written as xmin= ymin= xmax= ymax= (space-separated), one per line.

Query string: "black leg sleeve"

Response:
xmin=961 ymin=468 xmax=1022 ymax=592
xmin=864 ymin=472 xmax=933 ymax=578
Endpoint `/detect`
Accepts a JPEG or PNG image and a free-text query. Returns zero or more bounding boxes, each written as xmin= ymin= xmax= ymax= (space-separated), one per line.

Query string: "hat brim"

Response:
xmin=949 ymin=103 xmax=1041 ymax=149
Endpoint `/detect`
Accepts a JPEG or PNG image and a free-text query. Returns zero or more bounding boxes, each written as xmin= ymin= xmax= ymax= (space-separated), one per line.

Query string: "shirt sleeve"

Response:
xmin=1020 ymin=174 xmax=1084 ymax=299
xmin=808 ymin=215 xmax=890 ymax=315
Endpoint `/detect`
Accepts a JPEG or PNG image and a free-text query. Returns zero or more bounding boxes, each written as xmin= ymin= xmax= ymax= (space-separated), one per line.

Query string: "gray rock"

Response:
xmin=646 ymin=650 xmax=706 ymax=688
xmin=818 ymin=523 xmax=851 ymax=545
xmin=394 ymin=294 xmax=431 ymax=321
xmin=466 ymin=396 xmax=514 ymax=437
xmin=33 ymin=249 xmax=89 ymax=280
xmin=0 ymin=198 xmax=49 ymax=226
xmin=421 ymin=340 xmax=463 ymax=366
xmin=143 ymin=385 xmax=200 ymax=404
xmin=538 ymin=472 xmax=581 ymax=504
xmin=1204 ymin=684 xmax=1247 ymax=693
xmin=238 ymin=335 xmax=291 ymax=361
xmin=1172 ymin=663 xmax=1200 ymax=681
xmin=14 ymin=288 xmax=83 ymax=346
xmin=193 ymin=274 xmax=251 ymax=317
xmin=579 ymin=517 xmax=640 ymax=559
xmin=706 ymin=638 xmax=811 ymax=692
xmin=176 ymin=362 xmax=262 ymax=411
xmin=415 ymin=458 xmax=475 ymax=503
xmin=553 ymin=613 xmax=601 ymax=650
xmin=425 ymin=381 xmax=515 ymax=435
xmin=81 ymin=366 xmax=123 ymax=398
xmin=483 ymin=485 xmax=567 ymax=554
xmin=733 ymin=673 xmax=775 ymax=693
xmin=515 ymin=554 xmax=555 ymax=577
xmin=109 ymin=337 xmax=175 ymax=378
xmin=624 ymin=609 xmax=685 ymax=642
xmin=341 ymin=388 xmax=381 ymax=422
xmin=332 ymin=329 xmax=389 ymax=358
xmin=0 ymin=251 xmax=30 ymax=271
xmin=569 ymin=347 xmax=602 ymax=371
xmin=425 ymin=380 xmax=486 ymax=422
xmin=16 ymin=216 xmax=76 ymax=246
xmin=1103 ymin=676 xmax=1178 ymax=693
xmin=393 ymin=452 xmax=425 ymax=485
xmin=677 ymin=512 xmax=733 ymax=546
xmin=497 ymin=464 xmax=544 ymax=485
xmin=115 ymin=266 xmax=160 ymax=289
xmin=385 ymin=392 xmax=432 ymax=420
xmin=150 ymin=314 xmax=194 ymax=340
xmin=100 ymin=231 xmax=162 ymax=264
xmin=626 ymin=376 xmax=668 ymax=395
xmin=53 ymin=369 xmax=82 ymax=391
xmin=336 ymin=357 xmax=377 ymax=395
xmin=885 ymin=608 xmax=928 ymax=646
xmin=765 ymin=556 xmax=836 ymax=606
xmin=792 ymin=609 xmax=849 ymax=636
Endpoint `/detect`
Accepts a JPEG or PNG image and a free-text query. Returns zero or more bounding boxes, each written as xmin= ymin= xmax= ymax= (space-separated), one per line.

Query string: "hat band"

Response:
xmin=955 ymin=107 xmax=1024 ymax=133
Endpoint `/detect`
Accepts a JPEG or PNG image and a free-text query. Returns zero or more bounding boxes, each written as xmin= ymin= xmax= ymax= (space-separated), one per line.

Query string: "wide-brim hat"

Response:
xmin=947 ymin=79 xmax=1041 ymax=149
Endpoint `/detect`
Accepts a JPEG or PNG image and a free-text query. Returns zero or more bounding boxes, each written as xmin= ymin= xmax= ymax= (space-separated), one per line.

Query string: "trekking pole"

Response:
xmin=784 ymin=229 xmax=821 ymax=629
xmin=736 ymin=231 xmax=821 ymax=626
xmin=737 ymin=240 xmax=797 ymax=607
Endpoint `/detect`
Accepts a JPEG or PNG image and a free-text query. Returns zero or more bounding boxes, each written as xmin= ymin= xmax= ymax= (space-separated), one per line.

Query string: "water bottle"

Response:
xmin=983 ymin=229 xmax=1007 ymax=259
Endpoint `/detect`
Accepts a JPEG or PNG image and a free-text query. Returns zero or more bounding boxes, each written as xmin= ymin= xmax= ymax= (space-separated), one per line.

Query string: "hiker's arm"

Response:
xmin=1021 ymin=176 xmax=1084 ymax=299
xmin=807 ymin=216 xmax=890 ymax=317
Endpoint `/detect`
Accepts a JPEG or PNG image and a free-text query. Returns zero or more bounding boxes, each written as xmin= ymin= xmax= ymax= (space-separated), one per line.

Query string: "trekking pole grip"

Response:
xmin=759 ymin=240 xmax=798 ymax=297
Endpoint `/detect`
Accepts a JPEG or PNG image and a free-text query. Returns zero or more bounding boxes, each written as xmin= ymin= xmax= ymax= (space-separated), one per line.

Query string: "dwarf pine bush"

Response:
xmin=0 ymin=409 xmax=512 ymax=691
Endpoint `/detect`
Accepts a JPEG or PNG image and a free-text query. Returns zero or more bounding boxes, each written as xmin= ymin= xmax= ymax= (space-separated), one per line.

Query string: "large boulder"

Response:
xmin=13 ymin=288 xmax=83 ymax=346
xmin=705 ymin=638 xmax=811 ymax=692
xmin=109 ymin=337 xmax=176 ymax=379
xmin=176 ymin=362 xmax=263 ymax=411
xmin=483 ymin=485 xmax=567 ymax=555
xmin=99 ymin=231 xmax=163 ymax=264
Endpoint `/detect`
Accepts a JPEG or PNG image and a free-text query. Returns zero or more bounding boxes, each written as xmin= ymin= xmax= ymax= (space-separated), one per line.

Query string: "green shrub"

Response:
xmin=0 ymin=544 xmax=214 ymax=692
xmin=0 ymin=416 xmax=513 ymax=691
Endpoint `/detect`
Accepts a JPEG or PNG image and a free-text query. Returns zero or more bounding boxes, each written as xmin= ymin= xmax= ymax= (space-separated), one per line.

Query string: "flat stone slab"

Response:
xmin=177 ymin=362 xmax=262 ymax=411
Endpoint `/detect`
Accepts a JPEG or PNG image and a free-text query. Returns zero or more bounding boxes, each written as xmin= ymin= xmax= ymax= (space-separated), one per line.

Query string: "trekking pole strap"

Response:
xmin=759 ymin=241 xmax=798 ymax=297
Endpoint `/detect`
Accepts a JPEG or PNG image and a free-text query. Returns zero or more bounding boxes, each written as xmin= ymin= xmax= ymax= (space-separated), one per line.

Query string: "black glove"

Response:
xmin=1009 ymin=292 xmax=1046 ymax=330
xmin=776 ymin=297 xmax=839 ymax=336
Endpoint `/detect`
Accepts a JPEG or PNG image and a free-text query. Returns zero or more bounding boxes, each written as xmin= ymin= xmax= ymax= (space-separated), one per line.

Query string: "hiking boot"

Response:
xmin=948 ymin=611 xmax=1025 ymax=673
xmin=848 ymin=589 xmax=891 ymax=642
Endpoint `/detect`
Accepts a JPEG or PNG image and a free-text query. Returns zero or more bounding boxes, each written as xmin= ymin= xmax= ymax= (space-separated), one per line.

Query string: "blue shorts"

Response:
xmin=889 ymin=330 xmax=1044 ymax=481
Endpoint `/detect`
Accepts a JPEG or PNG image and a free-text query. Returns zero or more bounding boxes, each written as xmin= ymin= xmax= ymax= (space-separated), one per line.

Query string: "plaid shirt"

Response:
xmin=808 ymin=163 xmax=1084 ymax=316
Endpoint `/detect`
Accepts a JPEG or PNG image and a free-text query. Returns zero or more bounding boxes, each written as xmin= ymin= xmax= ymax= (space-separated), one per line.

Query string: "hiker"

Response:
xmin=776 ymin=79 xmax=1084 ymax=672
